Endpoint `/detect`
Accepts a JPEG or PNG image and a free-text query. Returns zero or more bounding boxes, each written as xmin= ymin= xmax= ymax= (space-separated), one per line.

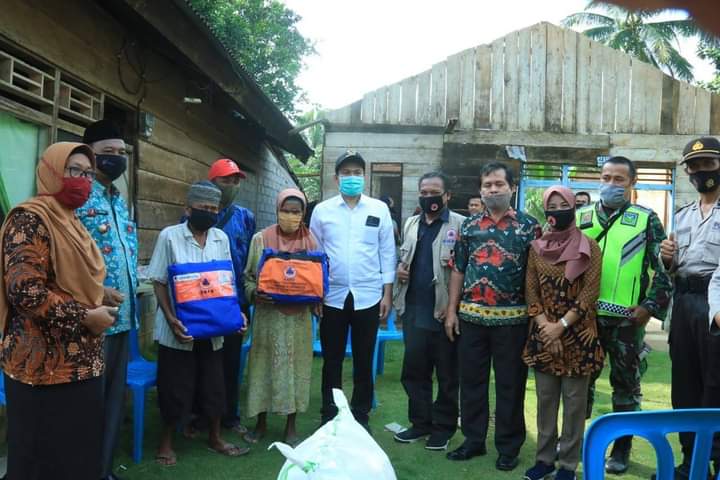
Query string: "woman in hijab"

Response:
xmin=521 ymin=186 xmax=604 ymax=480
xmin=243 ymin=188 xmax=320 ymax=446
xmin=0 ymin=142 xmax=118 ymax=480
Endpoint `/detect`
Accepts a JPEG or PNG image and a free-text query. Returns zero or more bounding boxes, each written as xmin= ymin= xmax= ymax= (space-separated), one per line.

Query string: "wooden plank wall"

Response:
xmin=3 ymin=0 xmax=298 ymax=262
xmin=328 ymin=21 xmax=720 ymax=137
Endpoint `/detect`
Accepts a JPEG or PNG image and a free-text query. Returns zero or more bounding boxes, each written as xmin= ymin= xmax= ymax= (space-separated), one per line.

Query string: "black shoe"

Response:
xmin=555 ymin=468 xmax=576 ymax=480
xmin=425 ymin=432 xmax=451 ymax=451
xmin=523 ymin=461 xmax=555 ymax=480
xmin=650 ymin=462 xmax=716 ymax=480
xmin=605 ymin=447 xmax=631 ymax=474
xmin=394 ymin=427 xmax=430 ymax=443
xmin=446 ymin=443 xmax=487 ymax=461
xmin=496 ymin=455 xmax=520 ymax=471
xmin=605 ymin=435 xmax=632 ymax=475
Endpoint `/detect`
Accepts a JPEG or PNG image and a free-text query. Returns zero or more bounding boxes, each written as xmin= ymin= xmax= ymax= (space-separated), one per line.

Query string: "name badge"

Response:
xmin=579 ymin=210 xmax=593 ymax=229
xmin=443 ymin=229 xmax=458 ymax=247
xmin=365 ymin=215 xmax=380 ymax=227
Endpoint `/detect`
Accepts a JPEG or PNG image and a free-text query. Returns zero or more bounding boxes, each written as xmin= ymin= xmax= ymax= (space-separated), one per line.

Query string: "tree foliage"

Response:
xmin=697 ymin=42 xmax=720 ymax=94
xmin=189 ymin=0 xmax=315 ymax=116
xmin=562 ymin=1 xmax=705 ymax=82
xmin=287 ymin=109 xmax=324 ymax=202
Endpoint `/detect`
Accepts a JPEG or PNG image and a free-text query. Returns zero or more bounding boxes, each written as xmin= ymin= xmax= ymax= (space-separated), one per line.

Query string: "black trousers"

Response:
xmin=458 ymin=321 xmax=528 ymax=457
xmin=221 ymin=332 xmax=244 ymax=427
xmin=100 ymin=332 xmax=129 ymax=478
xmin=669 ymin=290 xmax=720 ymax=465
xmin=320 ymin=293 xmax=380 ymax=424
xmin=401 ymin=313 xmax=459 ymax=436
xmin=157 ymin=341 xmax=225 ymax=425
xmin=6 ymin=375 xmax=103 ymax=480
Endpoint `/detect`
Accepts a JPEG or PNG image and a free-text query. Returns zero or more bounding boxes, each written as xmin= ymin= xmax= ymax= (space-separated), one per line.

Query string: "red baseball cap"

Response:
xmin=208 ymin=158 xmax=246 ymax=180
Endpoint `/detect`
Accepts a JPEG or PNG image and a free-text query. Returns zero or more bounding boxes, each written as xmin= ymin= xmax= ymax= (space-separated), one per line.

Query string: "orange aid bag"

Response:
xmin=256 ymin=249 xmax=329 ymax=304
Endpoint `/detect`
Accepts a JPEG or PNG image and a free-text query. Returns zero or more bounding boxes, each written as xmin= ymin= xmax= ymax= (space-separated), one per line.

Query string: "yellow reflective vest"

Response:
xmin=576 ymin=204 xmax=650 ymax=318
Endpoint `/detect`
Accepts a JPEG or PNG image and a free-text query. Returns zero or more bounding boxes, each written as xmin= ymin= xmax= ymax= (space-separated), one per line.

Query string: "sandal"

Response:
xmin=155 ymin=451 xmax=177 ymax=467
xmin=243 ymin=430 xmax=265 ymax=444
xmin=208 ymin=442 xmax=250 ymax=457
xmin=230 ymin=423 xmax=249 ymax=435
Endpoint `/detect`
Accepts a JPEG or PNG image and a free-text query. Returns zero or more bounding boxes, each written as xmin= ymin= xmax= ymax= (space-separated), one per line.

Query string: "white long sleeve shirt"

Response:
xmin=310 ymin=194 xmax=396 ymax=310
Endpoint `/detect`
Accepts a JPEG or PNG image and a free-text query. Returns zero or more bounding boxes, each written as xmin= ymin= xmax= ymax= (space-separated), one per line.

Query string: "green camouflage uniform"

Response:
xmin=585 ymin=201 xmax=672 ymax=415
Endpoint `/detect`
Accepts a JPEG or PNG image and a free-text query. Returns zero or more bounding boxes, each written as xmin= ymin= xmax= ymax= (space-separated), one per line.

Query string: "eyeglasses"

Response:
xmin=65 ymin=166 xmax=97 ymax=180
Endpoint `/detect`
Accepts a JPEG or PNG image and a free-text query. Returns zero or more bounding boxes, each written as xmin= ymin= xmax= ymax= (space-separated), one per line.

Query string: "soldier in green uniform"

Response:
xmin=576 ymin=156 xmax=672 ymax=475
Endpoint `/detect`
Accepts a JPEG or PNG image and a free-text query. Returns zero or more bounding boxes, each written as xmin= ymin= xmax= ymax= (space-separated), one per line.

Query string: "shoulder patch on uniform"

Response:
xmin=621 ymin=211 xmax=639 ymax=227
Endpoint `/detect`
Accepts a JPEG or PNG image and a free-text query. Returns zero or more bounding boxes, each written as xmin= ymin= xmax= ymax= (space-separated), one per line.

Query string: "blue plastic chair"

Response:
xmin=126 ymin=317 xmax=158 ymax=464
xmin=0 ymin=373 xmax=5 ymax=405
xmin=312 ymin=314 xmax=352 ymax=358
xmin=583 ymin=409 xmax=720 ymax=480
xmin=375 ymin=309 xmax=403 ymax=375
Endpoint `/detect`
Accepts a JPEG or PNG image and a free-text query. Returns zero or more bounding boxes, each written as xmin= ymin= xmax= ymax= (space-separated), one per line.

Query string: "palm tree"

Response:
xmin=562 ymin=1 xmax=710 ymax=82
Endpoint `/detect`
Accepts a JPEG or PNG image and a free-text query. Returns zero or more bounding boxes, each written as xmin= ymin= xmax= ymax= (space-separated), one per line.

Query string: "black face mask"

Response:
xmin=544 ymin=208 xmax=575 ymax=231
xmin=419 ymin=194 xmax=445 ymax=215
xmin=188 ymin=208 xmax=218 ymax=232
xmin=95 ymin=154 xmax=127 ymax=181
xmin=689 ymin=169 xmax=720 ymax=193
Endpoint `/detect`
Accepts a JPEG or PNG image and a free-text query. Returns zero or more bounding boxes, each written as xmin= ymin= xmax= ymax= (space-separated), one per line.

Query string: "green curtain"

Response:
xmin=0 ymin=111 xmax=47 ymax=214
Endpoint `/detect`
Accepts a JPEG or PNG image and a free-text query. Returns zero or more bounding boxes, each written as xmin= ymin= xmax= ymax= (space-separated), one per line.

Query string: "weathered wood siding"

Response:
xmin=327 ymin=22 xmax=720 ymax=137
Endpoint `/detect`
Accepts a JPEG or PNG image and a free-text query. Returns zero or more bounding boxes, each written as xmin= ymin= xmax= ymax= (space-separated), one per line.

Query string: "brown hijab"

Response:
xmin=531 ymin=185 xmax=591 ymax=283
xmin=0 ymin=142 xmax=106 ymax=332
xmin=261 ymin=188 xmax=318 ymax=315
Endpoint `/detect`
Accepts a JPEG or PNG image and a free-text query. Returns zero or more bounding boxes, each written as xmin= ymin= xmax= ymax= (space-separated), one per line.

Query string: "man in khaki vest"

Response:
xmin=393 ymin=171 xmax=464 ymax=451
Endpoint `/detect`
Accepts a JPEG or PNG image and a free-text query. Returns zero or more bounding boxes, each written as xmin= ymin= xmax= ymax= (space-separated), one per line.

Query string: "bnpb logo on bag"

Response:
xmin=284 ymin=265 xmax=297 ymax=280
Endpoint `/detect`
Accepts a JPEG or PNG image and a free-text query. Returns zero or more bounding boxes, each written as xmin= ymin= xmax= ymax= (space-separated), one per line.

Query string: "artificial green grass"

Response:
xmin=114 ymin=345 xmax=676 ymax=479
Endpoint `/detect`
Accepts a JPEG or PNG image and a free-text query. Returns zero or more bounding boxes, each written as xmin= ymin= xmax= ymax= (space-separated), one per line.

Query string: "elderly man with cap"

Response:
xmin=148 ymin=180 xmax=248 ymax=466
xmin=310 ymin=151 xmax=396 ymax=432
xmin=661 ymin=137 xmax=720 ymax=479
xmin=207 ymin=158 xmax=256 ymax=433
xmin=79 ymin=120 xmax=138 ymax=480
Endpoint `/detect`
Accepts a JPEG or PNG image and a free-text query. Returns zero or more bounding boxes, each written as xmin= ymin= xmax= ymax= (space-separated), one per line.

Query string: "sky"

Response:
xmin=282 ymin=0 xmax=716 ymax=112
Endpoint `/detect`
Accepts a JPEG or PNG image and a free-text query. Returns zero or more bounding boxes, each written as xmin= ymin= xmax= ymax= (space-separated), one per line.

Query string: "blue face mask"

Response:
xmin=338 ymin=175 xmax=364 ymax=197
xmin=599 ymin=184 xmax=627 ymax=209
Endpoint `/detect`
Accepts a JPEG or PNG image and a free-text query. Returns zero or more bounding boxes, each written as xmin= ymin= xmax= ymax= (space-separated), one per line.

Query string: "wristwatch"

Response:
xmin=560 ymin=317 xmax=569 ymax=329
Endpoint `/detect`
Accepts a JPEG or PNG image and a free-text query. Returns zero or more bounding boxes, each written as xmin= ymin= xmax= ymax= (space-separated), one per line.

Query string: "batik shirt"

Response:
xmin=1 ymin=210 xmax=104 ymax=385
xmin=453 ymin=208 xmax=541 ymax=326
xmin=78 ymin=181 xmax=138 ymax=335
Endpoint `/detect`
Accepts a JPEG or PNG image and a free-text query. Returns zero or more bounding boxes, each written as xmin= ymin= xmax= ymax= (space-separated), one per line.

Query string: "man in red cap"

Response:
xmin=195 ymin=158 xmax=256 ymax=434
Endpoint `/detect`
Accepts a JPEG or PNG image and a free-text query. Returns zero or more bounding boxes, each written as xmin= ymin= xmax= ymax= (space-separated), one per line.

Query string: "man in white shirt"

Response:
xmin=310 ymin=151 xmax=396 ymax=431
xmin=147 ymin=181 xmax=248 ymax=465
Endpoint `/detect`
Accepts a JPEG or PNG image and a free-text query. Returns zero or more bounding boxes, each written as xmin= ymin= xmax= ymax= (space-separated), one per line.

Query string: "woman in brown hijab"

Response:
xmin=243 ymin=188 xmax=320 ymax=446
xmin=521 ymin=186 xmax=604 ymax=480
xmin=0 ymin=142 xmax=118 ymax=480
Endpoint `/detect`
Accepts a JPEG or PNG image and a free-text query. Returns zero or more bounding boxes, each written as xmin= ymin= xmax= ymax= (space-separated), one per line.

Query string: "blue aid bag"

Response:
xmin=168 ymin=260 xmax=244 ymax=339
